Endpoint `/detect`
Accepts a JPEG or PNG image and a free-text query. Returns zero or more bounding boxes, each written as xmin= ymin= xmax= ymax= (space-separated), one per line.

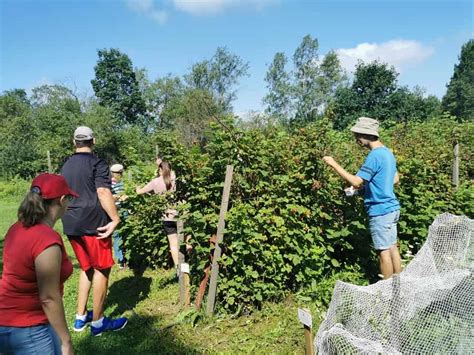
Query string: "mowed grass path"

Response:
xmin=1 ymin=195 xmax=321 ymax=354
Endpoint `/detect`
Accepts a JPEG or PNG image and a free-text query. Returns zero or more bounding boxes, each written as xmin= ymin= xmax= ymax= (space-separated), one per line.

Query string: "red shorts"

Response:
xmin=68 ymin=235 xmax=114 ymax=271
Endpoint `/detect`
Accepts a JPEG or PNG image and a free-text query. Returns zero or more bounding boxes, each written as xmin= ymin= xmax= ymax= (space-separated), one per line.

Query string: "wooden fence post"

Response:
xmin=178 ymin=220 xmax=190 ymax=306
xmin=452 ymin=141 xmax=459 ymax=190
xmin=298 ymin=308 xmax=315 ymax=354
xmin=206 ymin=165 xmax=233 ymax=315
xmin=47 ymin=150 xmax=52 ymax=173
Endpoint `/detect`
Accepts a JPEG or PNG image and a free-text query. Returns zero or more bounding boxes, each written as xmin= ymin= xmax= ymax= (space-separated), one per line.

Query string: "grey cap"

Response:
xmin=110 ymin=164 xmax=124 ymax=173
xmin=74 ymin=126 xmax=94 ymax=141
xmin=350 ymin=117 xmax=379 ymax=137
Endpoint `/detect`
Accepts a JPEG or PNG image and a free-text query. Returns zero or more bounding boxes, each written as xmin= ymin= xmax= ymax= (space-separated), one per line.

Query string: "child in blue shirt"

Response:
xmin=110 ymin=164 xmax=128 ymax=269
xmin=323 ymin=117 xmax=401 ymax=279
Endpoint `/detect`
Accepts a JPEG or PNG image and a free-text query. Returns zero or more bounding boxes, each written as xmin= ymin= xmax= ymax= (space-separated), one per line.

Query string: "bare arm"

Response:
xmin=136 ymin=186 xmax=151 ymax=195
xmin=322 ymin=156 xmax=364 ymax=188
xmin=97 ymin=187 xmax=120 ymax=239
xmin=136 ymin=180 xmax=156 ymax=195
xmin=36 ymin=246 xmax=73 ymax=355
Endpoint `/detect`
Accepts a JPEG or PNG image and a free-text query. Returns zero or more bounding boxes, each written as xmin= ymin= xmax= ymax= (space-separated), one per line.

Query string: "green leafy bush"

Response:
xmin=118 ymin=116 xmax=472 ymax=312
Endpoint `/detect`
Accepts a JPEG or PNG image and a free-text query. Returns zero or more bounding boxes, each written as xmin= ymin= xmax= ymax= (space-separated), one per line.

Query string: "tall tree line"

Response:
xmin=1 ymin=37 xmax=471 ymax=177
xmin=261 ymin=34 xmax=467 ymax=128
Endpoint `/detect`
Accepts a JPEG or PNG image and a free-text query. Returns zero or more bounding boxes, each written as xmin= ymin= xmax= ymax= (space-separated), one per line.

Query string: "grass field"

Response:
xmin=0 ymin=194 xmax=323 ymax=354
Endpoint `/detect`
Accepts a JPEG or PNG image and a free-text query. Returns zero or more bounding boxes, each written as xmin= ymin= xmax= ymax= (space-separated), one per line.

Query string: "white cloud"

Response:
xmin=172 ymin=0 xmax=276 ymax=16
xmin=125 ymin=0 xmax=168 ymax=24
xmin=125 ymin=0 xmax=275 ymax=23
xmin=126 ymin=0 xmax=153 ymax=12
xmin=335 ymin=39 xmax=434 ymax=73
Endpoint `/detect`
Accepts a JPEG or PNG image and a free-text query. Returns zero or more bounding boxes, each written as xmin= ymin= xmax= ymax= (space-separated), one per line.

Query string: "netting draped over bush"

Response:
xmin=315 ymin=213 xmax=474 ymax=354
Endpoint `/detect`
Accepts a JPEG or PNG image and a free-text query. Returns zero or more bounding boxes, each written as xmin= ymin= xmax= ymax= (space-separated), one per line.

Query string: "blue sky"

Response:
xmin=1 ymin=0 xmax=472 ymax=114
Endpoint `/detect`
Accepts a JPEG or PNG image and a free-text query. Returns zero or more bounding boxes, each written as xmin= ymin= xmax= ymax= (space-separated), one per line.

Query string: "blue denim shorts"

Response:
xmin=0 ymin=324 xmax=60 ymax=354
xmin=369 ymin=210 xmax=400 ymax=250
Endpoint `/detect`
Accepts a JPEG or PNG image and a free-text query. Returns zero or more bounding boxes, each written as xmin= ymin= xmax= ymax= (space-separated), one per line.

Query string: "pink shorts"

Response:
xmin=68 ymin=235 xmax=114 ymax=271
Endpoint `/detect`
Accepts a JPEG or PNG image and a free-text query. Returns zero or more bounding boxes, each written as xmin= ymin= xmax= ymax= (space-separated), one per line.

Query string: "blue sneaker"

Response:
xmin=91 ymin=316 xmax=128 ymax=336
xmin=73 ymin=310 xmax=93 ymax=332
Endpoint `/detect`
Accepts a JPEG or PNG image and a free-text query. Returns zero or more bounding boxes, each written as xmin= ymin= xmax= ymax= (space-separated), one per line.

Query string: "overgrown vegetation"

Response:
xmin=1 ymin=36 xmax=472 ymax=315
xmin=116 ymin=116 xmax=473 ymax=313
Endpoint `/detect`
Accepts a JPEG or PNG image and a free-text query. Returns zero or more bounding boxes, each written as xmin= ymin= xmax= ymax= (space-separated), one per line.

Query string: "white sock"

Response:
xmin=91 ymin=317 xmax=104 ymax=328
xmin=76 ymin=313 xmax=87 ymax=321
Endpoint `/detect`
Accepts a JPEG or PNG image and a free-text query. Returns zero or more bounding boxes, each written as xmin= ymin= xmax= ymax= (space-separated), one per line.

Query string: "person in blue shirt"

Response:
xmin=322 ymin=117 xmax=401 ymax=279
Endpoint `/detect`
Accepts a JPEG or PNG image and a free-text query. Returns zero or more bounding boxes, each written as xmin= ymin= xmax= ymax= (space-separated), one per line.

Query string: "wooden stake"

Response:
xmin=177 ymin=220 xmax=190 ymax=306
xmin=298 ymin=308 xmax=314 ymax=354
xmin=206 ymin=165 xmax=233 ymax=315
xmin=304 ymin=325 xmax=314 ymax=355
xmin=47 ymin=150 xmax=52 ymax=173
xmin=452 ymin=141 xmax=459 ymax=190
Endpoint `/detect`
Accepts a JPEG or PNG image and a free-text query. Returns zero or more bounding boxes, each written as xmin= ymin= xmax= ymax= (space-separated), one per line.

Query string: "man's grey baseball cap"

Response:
xmin=74 ymin=126 xmax=94 ymax=141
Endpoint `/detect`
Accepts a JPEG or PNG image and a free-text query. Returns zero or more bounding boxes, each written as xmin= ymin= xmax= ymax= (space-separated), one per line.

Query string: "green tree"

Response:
xmin=351 ymin=60 xmax=398 ymax=113
xmin=330 ymin=61 xmax=399 ymax=129
xmin=317 ymin=50 xmax=347 ymax=107
xmin=290 ymin=36 xmax=346 ymax=124
xmin=442 ymin=39 xmax=474 ymax=121
xmin=292 ymin=34 xmax=320 ymax=122
xmin=0 ymin=89 xmax=30 ymax=123
xmin=185 ymin=47 xmax=249 ymax=111
xmin=389 ymin=86 xmax=440 ymax=124
xmin=162 ymin=89 xmax=222 ymax=146
xmin=91 ymin=48 xmax=147 ymax=127
xmin=30 ymin=85 xmax=82 ymax=171
xmin=263 ymin=52 xmax=292 ymax=123
xmin=330 ymin=61 xmax=441 ymax=129
xmin=79 ymin=101 xmax=121 ymax=162
xmin=0 ymin=89 xmax=40 ymax=177
xmin=185 ymin=61 xmax=211 ymax=90
xmin=137 ymin=70 xmax=184 ymax=129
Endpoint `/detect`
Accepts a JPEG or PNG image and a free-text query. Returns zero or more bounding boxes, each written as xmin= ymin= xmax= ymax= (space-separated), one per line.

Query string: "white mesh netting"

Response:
xmin=315 ymin=213 xmax=474 ymax=354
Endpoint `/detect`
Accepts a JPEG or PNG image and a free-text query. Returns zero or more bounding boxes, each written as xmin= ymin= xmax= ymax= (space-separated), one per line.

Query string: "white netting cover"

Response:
xmin=315 ymin=213 xmax=474 ymax=354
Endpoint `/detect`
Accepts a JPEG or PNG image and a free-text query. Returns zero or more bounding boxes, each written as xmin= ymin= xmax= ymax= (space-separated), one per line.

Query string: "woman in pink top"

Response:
xmin=136 ymin=159 xmax=180 ymax=270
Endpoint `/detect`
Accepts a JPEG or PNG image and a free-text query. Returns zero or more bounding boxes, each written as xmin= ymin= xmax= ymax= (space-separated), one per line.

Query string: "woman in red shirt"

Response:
xmin=0 ymin=174 xmax=77 ymax=354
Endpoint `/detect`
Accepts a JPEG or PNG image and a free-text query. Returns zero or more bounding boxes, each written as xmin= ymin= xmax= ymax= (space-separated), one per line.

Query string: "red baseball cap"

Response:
xmin=31 ymin=173 xmax=79 ymax=199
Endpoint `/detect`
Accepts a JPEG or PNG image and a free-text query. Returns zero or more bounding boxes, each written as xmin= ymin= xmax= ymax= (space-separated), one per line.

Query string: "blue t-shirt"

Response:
xmin=356 ymin=147 xmax=400 ymax=217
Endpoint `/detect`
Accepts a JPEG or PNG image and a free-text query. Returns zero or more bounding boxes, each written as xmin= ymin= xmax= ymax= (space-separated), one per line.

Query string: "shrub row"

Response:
xmin=119 ymin=116 xmax=473 ymax=312
xmin=2 ymin=116 xmax=470 ymax=312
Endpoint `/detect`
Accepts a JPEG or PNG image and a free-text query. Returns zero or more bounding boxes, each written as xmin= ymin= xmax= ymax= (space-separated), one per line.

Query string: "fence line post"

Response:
xmin=206 ymin=165 xmax=233 ymax=315
xmin=178 ymin=220 xmax=190 ymax=306
xmin=452 ymin=141 xmax=459 ymax=190
xmin=47 ymin=150 xmax=52 ymax=173
xmin=298 ymin=308 xmax=315 ymax=354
